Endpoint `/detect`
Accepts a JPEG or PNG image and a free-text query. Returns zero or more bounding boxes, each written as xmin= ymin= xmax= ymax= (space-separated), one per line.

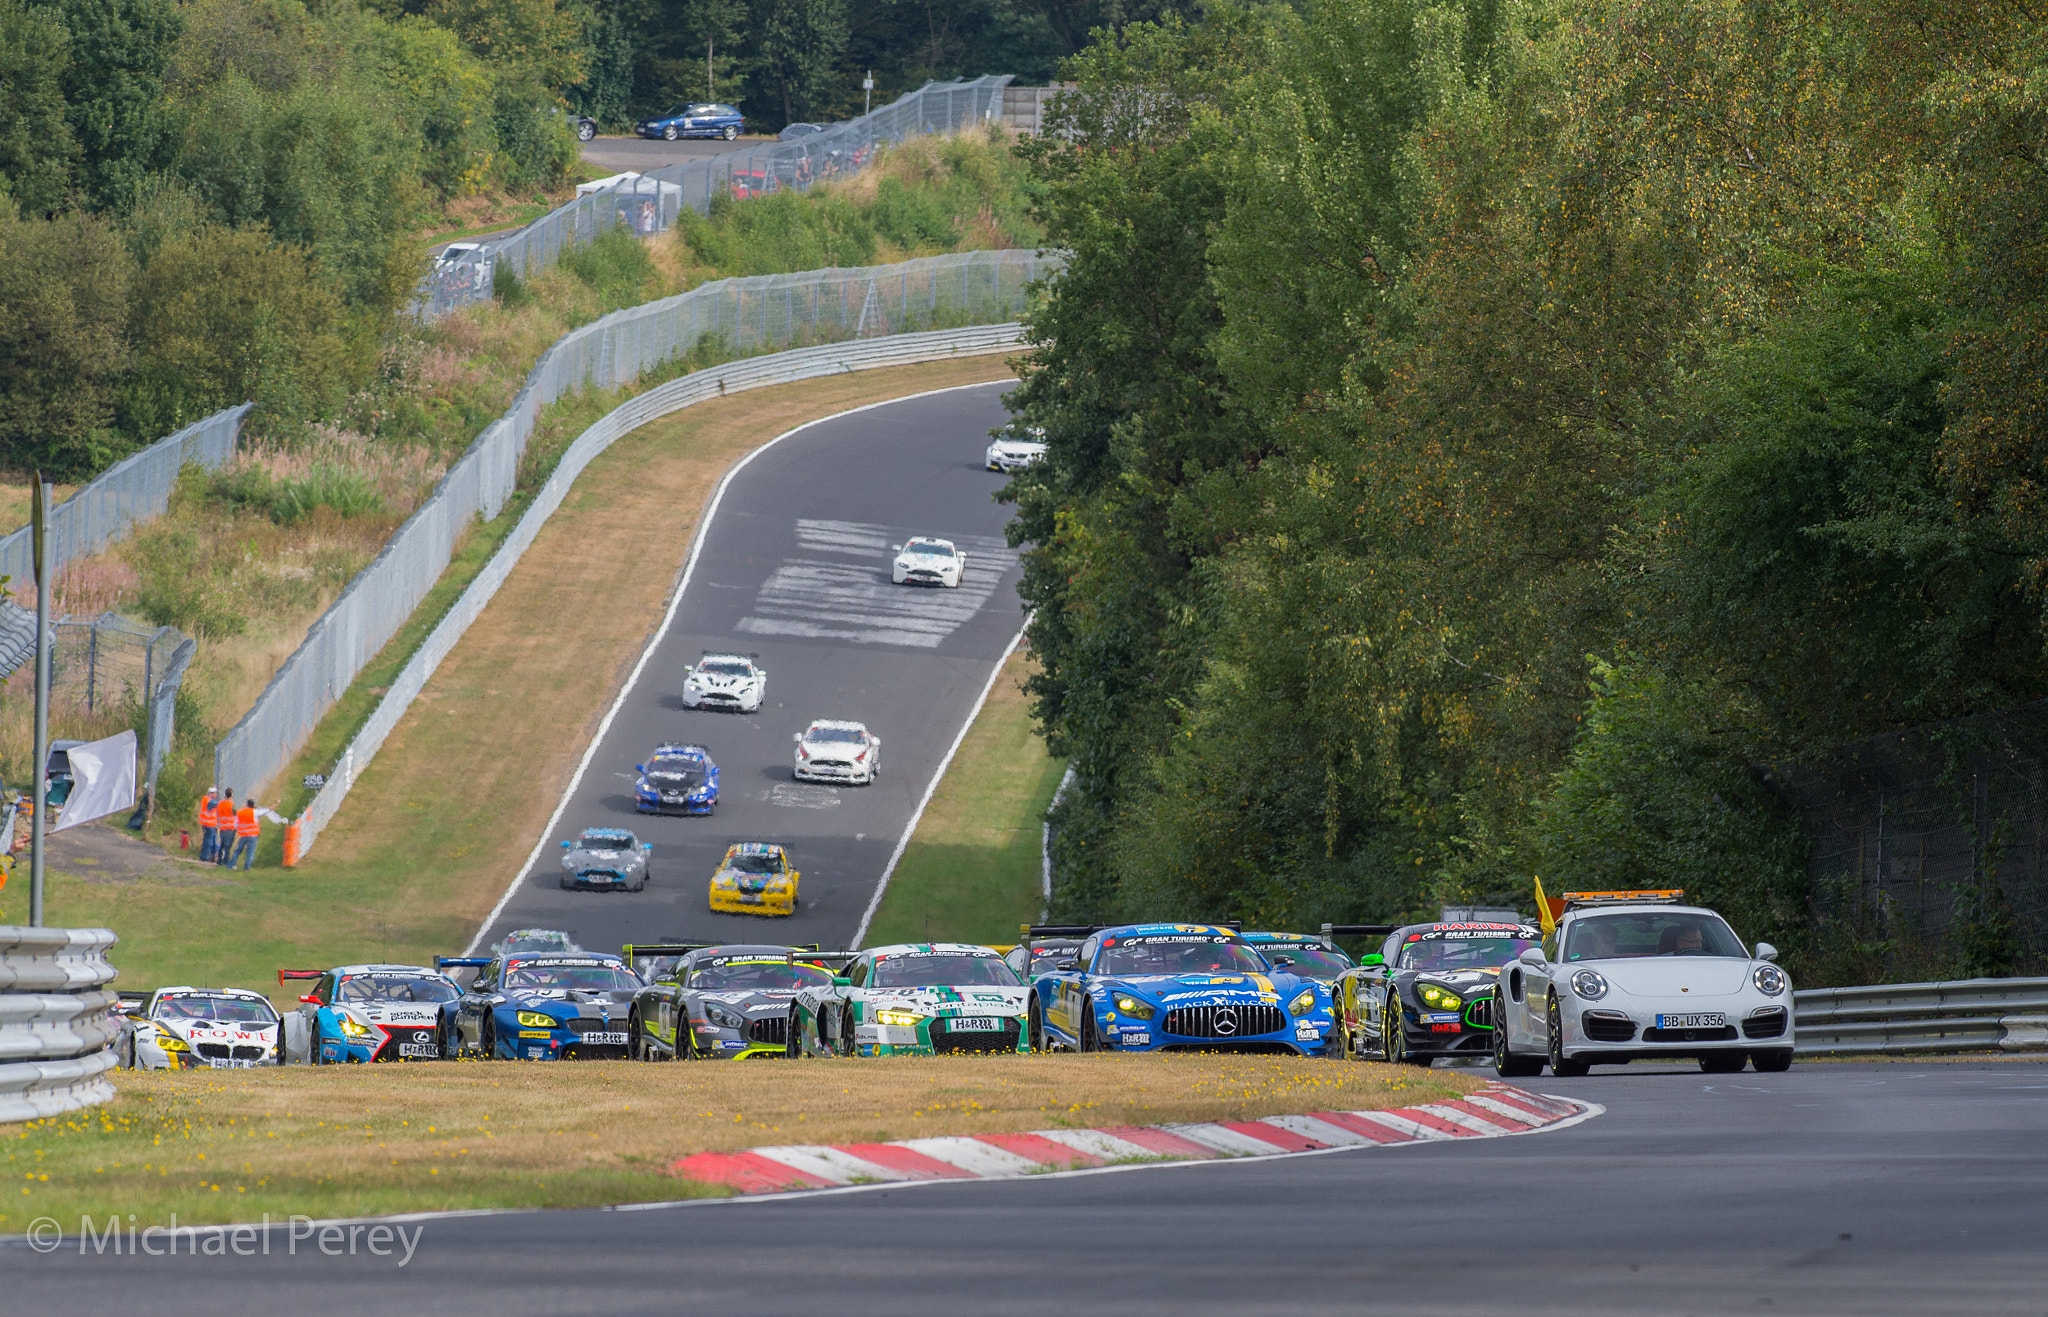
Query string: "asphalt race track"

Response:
xmin=470 ymin=379 xmax=1028 ymax=960
xmin=10 ymin=1060 xmax=2046 ymax=1312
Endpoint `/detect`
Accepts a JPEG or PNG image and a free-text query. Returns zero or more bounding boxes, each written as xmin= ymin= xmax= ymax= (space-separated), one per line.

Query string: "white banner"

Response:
xmin=50 ymin=730 xmax=137 ymax=832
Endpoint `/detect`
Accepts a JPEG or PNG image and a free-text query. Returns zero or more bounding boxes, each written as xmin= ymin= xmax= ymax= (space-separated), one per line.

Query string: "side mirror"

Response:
xmin=299 ymin=995 xmax=320 ymax=1005
xmin=635 ymin=764 xmax=645 ymax=774
xmin=1358 ymin=953 xmax=1385 ymax=968
xmin=792 ymin=733 xmax=802 ymax=743
xmin=832 ymin=975 xmax=852 ymax=987
xmin=1268 ymin=955 xmax=1294 ymax=968
xmin=891 ymin=544 xmax=903 ymax=553
xmin=1754 ymin=942 xmax=1778 ymax=963
xmin=642 ymin=844 xmax=653 ymax=853
xmin=1518 ymin=947 xmax=1548 ymax=968
xmin=560 ymin=840 xmax=572 ymax=849
xmin=1055 ymin=958 xmax=1079 ymax=972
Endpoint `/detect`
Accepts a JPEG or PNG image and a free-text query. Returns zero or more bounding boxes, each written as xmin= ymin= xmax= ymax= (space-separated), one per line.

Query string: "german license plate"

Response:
xmin=205 ymin=1058 xmax=256 ymax=1069
xmin=947 ymin=1017 xmax=999 ymax=1032
xmin=1656 ymin=1013 xmax=1726 ymax=1029
xmin=398 ymin=1042 xmax=438 ymax=1058
xmin=740 ymin=893 xmax=762 ymax=904
xmin=582 ymin=1032 xmax=629 ymax=1045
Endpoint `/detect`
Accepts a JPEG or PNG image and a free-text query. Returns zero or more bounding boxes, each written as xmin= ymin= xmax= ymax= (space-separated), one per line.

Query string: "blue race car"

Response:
xmin=434 ymin=951 xmax=643 ymax=1059
xmin=278 ymin=964 xmax=462 ymax=1064
xmin=634 ymin=101 xmax=743 ymax=141
xmin=1024 ymin=922 xmax=1337 ymax=1055
xmin=635 ymin=742 xmax=718 ymax=815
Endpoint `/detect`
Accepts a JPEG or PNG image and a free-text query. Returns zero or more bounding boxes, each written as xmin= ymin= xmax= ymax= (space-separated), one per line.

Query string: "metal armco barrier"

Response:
xmin=0 ymin=926 xmax=120 ymax=1123
xmin=1793 ymin=976 xmax=2048 ymax=1056
xmin=292 ymin=322 xmax=1027 ymax=859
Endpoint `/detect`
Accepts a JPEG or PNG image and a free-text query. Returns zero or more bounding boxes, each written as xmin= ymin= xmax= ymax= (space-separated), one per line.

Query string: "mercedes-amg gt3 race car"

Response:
xmin=792 ymin=720 xmax=879 ymax=785
xmin=683 ymin=653 xmax=766 ymax=712
xmin=636 ymin=743 xmax=718 ymax=815
xmin=118 ymin=986 xmax=282 ymax=1069
xmin=435 ymin=951 xmax=644 ymax=1060
xmin=789 ymin=944 xmax=1030 ymax=1056
xmin=277 ymin=964 xmax=462 ymax=1064
xmin=1330 ymin=921 xmax=1536 ymax=1064
xmin=891 ymin=537 xmax=965 ymax=587
xmin=625 ymin=942 xmax=832 ymax=1059
xmin=1027 ymin=923 xmax=1337 ymax=1055
xmin=1492 ymin=890 xmax=1794 ymax=1076
xmin=559 ymin=827 xmax=652 ymax=891
xmin=707 ymin=841 xmax=799 ymax=916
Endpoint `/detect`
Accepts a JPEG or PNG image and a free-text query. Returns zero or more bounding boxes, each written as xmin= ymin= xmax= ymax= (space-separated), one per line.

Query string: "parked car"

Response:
xmin=778 ymin=122 xmax=824 ymax=141
xmin=636 ymin=103 xmax=744 ymax=141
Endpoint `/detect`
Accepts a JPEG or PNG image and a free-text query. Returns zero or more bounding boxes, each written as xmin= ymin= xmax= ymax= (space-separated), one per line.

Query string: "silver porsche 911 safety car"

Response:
xmin=119 ymin=986 xmax=282 ymax=1069
xmin=683 ymin=653 xmax=766 ymax=712
xmin=792 ymin=719 xmax=879 ymax=784
xmin=891 ymin=537 xmax=965 ymax=587
xmin=559 ymin=827 xmax=652 ymax=891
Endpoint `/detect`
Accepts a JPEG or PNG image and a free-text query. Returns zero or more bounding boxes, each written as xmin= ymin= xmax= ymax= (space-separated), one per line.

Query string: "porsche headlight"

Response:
xmin=1288 ymin=988 xmax=1319 ymax=1017
xmin=1569 ymin=969 xmax=1609 ymax=1001
xmin=1753 ymin=964 xmax=1787 ymax=996
xmin=1417 ymin=983 xmax=1463 ymax=1011
xmin=703 ymin=1004 xmax=747 ymax=1030
xmin=157 ymin=1034 xmax=190 ymax=1053
xmin=1112 ymin=993 xmax=1155 ymax=1020
xmin=874 ymin=1008 xmax=925 ymax=1027
xmin=339 ymin=1015 xmax=377 ymax=1038
xmin=515 ymin=1010 xmax=556 ymax=1028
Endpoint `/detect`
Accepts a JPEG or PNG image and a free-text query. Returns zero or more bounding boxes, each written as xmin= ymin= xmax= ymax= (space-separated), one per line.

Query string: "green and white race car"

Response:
xmin=787 ymin=943 xmax=1030 ymax=1056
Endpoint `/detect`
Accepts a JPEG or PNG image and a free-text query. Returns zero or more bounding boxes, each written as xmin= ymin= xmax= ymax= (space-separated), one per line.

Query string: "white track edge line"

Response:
xmin=464 ymin=377 xmax=1016 ymax=955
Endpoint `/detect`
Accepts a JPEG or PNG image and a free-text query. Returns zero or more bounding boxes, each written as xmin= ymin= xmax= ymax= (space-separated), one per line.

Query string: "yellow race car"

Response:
xmin=707 ymin=842 xmax=799 ymax=916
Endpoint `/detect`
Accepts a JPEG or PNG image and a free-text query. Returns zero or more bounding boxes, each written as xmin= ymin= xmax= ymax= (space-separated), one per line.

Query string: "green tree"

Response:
xmin=0 ymin=0 xmax=77 ymax=216
xmin=752 ymin=0 xmax=848 ymax=124
xmin=0 ymin=204 xmax=135 ymax=475
xmin=44 ymin=0 xmax=183 ymax=211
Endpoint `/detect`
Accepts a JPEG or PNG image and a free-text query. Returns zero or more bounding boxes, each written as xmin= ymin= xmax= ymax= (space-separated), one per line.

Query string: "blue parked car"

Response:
xmin=635 ymin=742 xmax=718 ymax=815
xmin=635 ymin=102 xmax=743 ymax=141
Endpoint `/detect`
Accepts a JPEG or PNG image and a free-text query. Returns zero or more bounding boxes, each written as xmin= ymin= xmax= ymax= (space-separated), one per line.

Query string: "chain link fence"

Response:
xmin=415 ymin=76 xmax=1015 ymax=319
xmin=46 ymin=614 xmax=195 ymax=800
xmin=217 ymin=247 xmax=1056 ymax=802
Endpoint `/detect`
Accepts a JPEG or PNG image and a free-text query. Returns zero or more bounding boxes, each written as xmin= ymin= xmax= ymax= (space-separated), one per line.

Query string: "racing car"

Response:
xmin=1003 ymin=934 xmax=1081 ymax=980
xmin=788 ymin=944 xmax=1030 ymax=1056
xmin=891 ymin=537 xmax=966 ymax=587
xmin=624 ymin=942 xmax=832 ymax=1059
xmin=434 ymin=950 xmax=644 ymax=1059
xmin=494 ymin=928 xmax=580 ymax=956
xmin=636 ymin=742 xmax=718 ymax=815
xmin=1327 ymin=921 xmax=1531 ymax=1064
xmin=277 ymin=964 xmax=461 ymax=1063
xmin=1491 ymin=890 xmax=1794 ymax=1076
xmin=1025 ymin=923 xmax=1337 ymax=1054
xmin=707 ymin=841 xmax=799 ymax=916
xmin=1241 ymin=931 xmax=1356 ymax=982
xmin=792 ymin=720 xmax=880 ymax=785
xmin=683 ymin=652 xmax=767 ymax=712
xmin=117 ymin=986 xmax=282 ymax=1069
xmin=985 ymin=428 xmax=1047 ymax=472
xmin=559 ymin=826 xmax=652 ymax=891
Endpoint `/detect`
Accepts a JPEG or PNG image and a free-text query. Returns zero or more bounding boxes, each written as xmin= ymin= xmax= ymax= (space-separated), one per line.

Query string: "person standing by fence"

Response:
xmin=198 ymin=788 xmax=221 ymax=861
xmin=226 ymin=797 xmax=286 ymax=871
xmin=213 ymin=789 xmax=234 ymax=866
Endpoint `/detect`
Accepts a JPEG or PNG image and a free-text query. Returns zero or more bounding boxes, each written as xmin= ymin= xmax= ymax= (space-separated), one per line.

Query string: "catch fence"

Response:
xmin=46 ymin=614 xmax=194 ymax=801
xmin=217 ymin=247 xmax=1057 ymax=803
xmin=415 ymin=76 xmax=1015 ymax=318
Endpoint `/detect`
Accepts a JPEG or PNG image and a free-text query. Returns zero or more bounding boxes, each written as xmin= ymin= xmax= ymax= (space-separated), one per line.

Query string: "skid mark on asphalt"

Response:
xmin=735 ymin=519 xmax=1018 ymax=648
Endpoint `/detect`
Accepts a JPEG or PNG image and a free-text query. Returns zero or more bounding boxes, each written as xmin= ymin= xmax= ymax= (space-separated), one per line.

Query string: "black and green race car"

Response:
xmin=624 ymin=942 xmax=831 ymax=1060
xmin=1329 ymin=921 xmax=1541 ymax=1064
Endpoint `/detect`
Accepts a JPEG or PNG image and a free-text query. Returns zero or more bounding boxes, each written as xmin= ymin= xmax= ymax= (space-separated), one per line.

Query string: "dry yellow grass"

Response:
xmin=2 ymin=1055 xmax=1482 ymax=1228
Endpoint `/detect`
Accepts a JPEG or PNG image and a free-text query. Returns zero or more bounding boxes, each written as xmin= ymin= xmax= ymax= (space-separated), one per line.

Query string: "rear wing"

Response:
xmin=790 ymin=950 xmax=858 ymax=971
xmin=434 ymin=956 xmax=493 ymax=970
xmin=622 ymin=942 xmax=823 ymax=980
xmin=276 ymin=969 xmax=324 ymax=984
xmin=113 ymin=990 xmax=150 ymax=1016
xmin=1318 ymin=923 xmax=1398 ymax=950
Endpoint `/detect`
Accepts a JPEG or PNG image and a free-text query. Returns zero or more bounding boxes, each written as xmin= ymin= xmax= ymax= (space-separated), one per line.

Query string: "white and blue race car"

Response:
xmin=277 ymin=964 xmax=462 ymax=1064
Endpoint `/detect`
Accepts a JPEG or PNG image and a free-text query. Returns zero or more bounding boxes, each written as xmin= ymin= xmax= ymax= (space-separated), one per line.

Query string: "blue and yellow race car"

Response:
xmin=1024 ymin=923 xmax=1338 ymax=1054
xmin=434 ymin=950 xmax=644 ymax=1059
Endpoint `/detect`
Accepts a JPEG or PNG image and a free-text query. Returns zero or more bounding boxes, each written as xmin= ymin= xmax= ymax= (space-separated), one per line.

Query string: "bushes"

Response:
xmin=490 ymin=79 xmax=579 ymax=191
xmin=0 ymin=205 xmax=135 ymax=477
xmin=562 ymin=225 xmax=654 ymax=308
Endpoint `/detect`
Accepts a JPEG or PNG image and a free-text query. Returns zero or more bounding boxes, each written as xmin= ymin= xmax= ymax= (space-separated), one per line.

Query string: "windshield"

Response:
xmin=727 ymin=851 xmax=785 ymax=875
xmin=870 ymin=952 xmax=1021 ymax=988
xmin=1398 ymin=930 xmax=1537 ymax=971
xmin=807 ymin=726 xmax=866 ymax=743
xmin=1563 ymin=913 xmax=1748 ymax=961
xmin=692 ymin=959 xmax=833 ymax=990
xmin=646 ymin=759 xmax=705 ymax=783
xmin=579 ymin=834 xmax=636 ymax=851
xmin=1258 ymin=944 xmax=1351 ymax=980
xmin=338 ymin=974 xmax=459 ymax=1004
xmin=156 ymin=994 xmax=278 ymax=1024
xmin=700 ymin=660 xmax=751 ymax=676
xmin=503 ymin=962 xmax=642 ymax=991
xmin=907 ymin=542 xmax=955 ymax=557
xmin=1094 ymin=935 xmax=1271 ymax=977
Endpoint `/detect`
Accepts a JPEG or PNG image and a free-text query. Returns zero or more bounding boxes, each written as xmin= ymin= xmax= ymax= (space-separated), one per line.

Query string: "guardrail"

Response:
xmin=291 ymin=322 xmax=1028 ymax=859
xmin=0 ymin=926 xmax=120 ymax=1122
xmin=1793 ymin=976 xmax=2048 ymax=1056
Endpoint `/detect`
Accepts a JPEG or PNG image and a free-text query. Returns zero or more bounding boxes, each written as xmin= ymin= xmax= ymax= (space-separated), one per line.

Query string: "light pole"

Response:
xmin=863 ymin=70 xmax=874 ymax=116
xmin=29 ymin=475 xmax=50 ymax=927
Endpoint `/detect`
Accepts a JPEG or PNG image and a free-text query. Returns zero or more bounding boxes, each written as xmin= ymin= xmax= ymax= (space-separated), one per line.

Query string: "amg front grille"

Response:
xmin=1742 ymin=1008 xmax=1789 ymax=1039
xmin=1642 ymin=1025 xmax=1739 ymax=1043
xmin=748 ymin=1016 xmax=788 ymax=1046
xmin=1161 ymin=1004 xmax=1287 ymax=1040
xmin=195 ymin=1043 xmax=269 ymax=1060
xmin=930 ymin=1018 xmax=1020 ymax=1054
xmin=1581 ymin=1011 xmax=1636 ymax=1043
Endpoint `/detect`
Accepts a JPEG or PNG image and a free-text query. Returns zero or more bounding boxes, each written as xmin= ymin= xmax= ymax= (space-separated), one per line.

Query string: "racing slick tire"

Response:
xmin=631 ymin=1011 xmax=659 ymax=1061
xmin=1547 ymin=996 xmax=1590 ymax=1077
xmin=1700 ymin=1051 xmax=1748 ymax=1074
xmin=786 ymin=1009 xmax=803 ymax=1058
xmin=662 ymin=125 xmax=678 ymax=141
xmin=1028 ymin=1001 xmax=1048 ymax=1054
xmin=1079 ymin=1007 xmax=1101 ymax=1053
xmin=1382 ymin=995 xmax=1426 ymax=1066
xmin=1492 ymin=1012 xmax=1544 ymax=1077
xmin=482 ymin=1014 xmax=501 ymax=1061
xmin=308 ymin=1026 xmax=323 ymax=1066
xmin=836 ymin=1005 xmax=858 ymax=1058
xmin=1752 ymin=1048 xmax=1793 ymax=1072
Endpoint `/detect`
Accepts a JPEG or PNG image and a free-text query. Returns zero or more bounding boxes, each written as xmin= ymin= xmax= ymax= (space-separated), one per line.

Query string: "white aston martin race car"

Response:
xmin=683 ymin=652 xmax=767 ymax=712
xmin=891 ymin=537 xmax=965 ymax=588
xmin=1492 ymin=890 xmax=1793 ymax=1076
xmin=118 ymin=986 xmax=283 ymax=1069
xmin=985 ymin=431 xmax=1048 ymax=472
xmin=792 ymin=719 xmax=880 ymax=784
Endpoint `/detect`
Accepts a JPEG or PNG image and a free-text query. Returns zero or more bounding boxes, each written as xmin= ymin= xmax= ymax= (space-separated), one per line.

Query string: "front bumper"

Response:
xmin=683 ymin=689 xmax=759 ymax=711
xmin=1391 ymin=995 xmax=1498 ymax=1059
xmin=153 ymin=1044 xmax=282 ymax=1070
xmin=793 ymin=762 xmax=870 ymax=784
xmin=709 ymin=886 xmax=795 ymax=916
xmin=316 ymin=1023 xmax=441 ymax=1064
xmin=500 ymin=1015 xmax=631 ymax=1060
xmin=637 ymin=792 xmax=715 ymax=814
xmin=853 ymin=1014 xmax=1028 ymax=1057
xmin=1561 ymin=1001 xmax=1791 ymax=1060
xmin=563 ymin=869 xmax=641 ymax=890
xmin=1103 ymin=1018 xmax=1334 ymax=1055
xmin=896 ymin=571 xmax=955 ymax=587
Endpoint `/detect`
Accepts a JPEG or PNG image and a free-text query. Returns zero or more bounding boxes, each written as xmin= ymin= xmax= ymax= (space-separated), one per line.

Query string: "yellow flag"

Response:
xmin=1533 ymin=875 xmax=1555 ymax=936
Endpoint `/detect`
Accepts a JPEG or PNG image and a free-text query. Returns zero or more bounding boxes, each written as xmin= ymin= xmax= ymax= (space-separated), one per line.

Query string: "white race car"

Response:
xmin=985 ymin=432 xmax=1048 ymax=472
xmin=683 ymin=652 xmax=767 ymax=712
xmin=789 ymin=944 xmax=1031 ymax=1056
xmin=119 ymin=986 xmax=282 ymax=1070
xmin=1492 ymin=890 xmax=1793 ymax=1077
xmin=792 ymin=719 xmax=880 ymax=784
xmin=892 ymin=536 xmax=965 ymax=587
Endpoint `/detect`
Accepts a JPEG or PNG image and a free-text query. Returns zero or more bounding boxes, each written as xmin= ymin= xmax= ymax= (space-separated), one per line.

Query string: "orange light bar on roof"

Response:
xmin=1559 ymin=889 xmax=1685 ymax=904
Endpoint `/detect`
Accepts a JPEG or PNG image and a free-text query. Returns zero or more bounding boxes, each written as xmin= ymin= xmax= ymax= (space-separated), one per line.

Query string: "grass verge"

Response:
xmin=864 ymin=650 xmax=1066 ymax=947
xmin=2 ymin=1055 xmax=1481 ymax=1229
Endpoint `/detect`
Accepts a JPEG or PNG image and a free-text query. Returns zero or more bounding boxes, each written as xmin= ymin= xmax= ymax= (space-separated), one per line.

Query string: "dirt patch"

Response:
xmin=43 ymin=823 xmax=229 ymax=886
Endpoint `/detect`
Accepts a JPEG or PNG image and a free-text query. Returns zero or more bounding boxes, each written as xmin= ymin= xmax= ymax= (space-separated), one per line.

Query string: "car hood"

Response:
xmin=337 ymin=1003 xmax=441 ymax=1028
xmin=1397 ymin=968 xmax=1502 ymax=992
xmin=989 ymin=441 xmax=1047 ymax=456
xmin=567 ymin=847 xmax=645 ymax=869
xmin=1105 ymin=974 xmax=1285 ymax=1005
xmin=696 ymin=990 xmax=801 ymax=1011
xmin=509 ymin=989 xmax=637 ymax=1010
xmin=857 ymin=986 xmax=1029 ymax=1014
xmin=691 ymin=671 xmax=754 ymax=687
xmin=1596 ymin=958 xmax=1755 ymax=997
xmin=717 ymin=868 xmax=791 ymax=889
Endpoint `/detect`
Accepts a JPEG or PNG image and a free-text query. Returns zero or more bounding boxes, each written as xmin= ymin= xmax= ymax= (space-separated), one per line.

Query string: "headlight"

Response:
xmin=1288 ymin=988 xmax=1318 ymax=1017
xmin=715 ymin=874 xmax=737 ymax=887
xmin=157 ymin=1034 xmax=190 ymax=1053
xmin=515 ymin=1011 xmax=556 ymax=1028
xmin=1569 ymin=969 xmax=1609 ymax=1001
xmin=1112 ymin=993 xmax=1156 ymax=1020
xmin=339 ymin=1015 xmax=377 ymax=1038
xmin=874 ymin=1008 xmax=925 ymax=1027
xmin=704 ymin=1005 xmax=747 ymax=1030
xmin=1417 ymin=983 xmax=1463 ymax=1011
xmin=1754 ymin=965 xmax=1787 ymax=996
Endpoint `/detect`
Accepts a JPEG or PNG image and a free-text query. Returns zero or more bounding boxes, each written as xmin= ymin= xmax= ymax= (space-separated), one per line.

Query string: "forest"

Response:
xmin=1003 ymin=0 xmax=2048 ymax=982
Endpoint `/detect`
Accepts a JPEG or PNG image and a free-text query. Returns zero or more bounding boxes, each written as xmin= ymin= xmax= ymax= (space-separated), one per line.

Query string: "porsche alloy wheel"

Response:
xmin=1548 ymin=996 xmax=1590 ymax=1077
xmin=1493 ymin=1011 xmax=1543 ymax=1077
xmin=663 ymin=125 xmax=678 ymax=141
